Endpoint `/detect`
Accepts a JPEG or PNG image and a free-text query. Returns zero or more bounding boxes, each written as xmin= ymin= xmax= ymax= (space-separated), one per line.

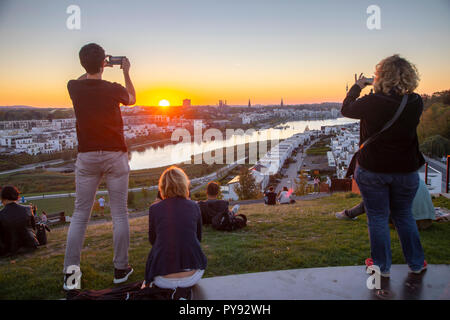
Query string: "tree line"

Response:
xmin=418 ymin=90 xmax=450 ymax=158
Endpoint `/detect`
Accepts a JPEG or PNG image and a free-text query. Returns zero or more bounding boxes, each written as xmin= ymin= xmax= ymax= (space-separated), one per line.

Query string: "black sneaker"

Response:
xmin=114 ymin=265 xmax=134 ymax=284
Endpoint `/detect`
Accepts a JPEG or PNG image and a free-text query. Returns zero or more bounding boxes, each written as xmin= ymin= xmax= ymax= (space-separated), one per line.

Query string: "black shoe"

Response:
xmin=114 ymin=265 xmax=134 ymax=284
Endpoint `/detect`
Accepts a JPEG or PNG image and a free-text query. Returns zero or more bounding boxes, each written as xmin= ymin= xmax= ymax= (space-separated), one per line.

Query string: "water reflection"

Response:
xmin=129 ymin=117 xmax=359 ymax=170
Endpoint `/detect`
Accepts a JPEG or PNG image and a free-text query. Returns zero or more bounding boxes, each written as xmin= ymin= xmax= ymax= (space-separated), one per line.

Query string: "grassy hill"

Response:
xmin=0 ymin=193 xmax=449 ymax=299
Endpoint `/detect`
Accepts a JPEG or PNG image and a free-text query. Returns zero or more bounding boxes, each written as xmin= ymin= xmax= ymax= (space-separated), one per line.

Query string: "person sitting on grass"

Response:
xmin=198 ymin=182 xmax=233 ymax=225
xmin=0 ymin=186 xmax=39 ymax=257
xmin=264 ymin=186 xmax=277 ymax=205
xmin=278 ymin=186 xmax=294 ymax=204
xmin=141 ymin=166 xmax=207 ymax=296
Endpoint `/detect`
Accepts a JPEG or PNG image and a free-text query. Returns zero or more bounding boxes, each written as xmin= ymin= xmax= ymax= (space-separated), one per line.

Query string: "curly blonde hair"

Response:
xmin=158 ymin=166 xmax=190 ymax=199
xmin=374 ymin=55 xmax=420 ymax=95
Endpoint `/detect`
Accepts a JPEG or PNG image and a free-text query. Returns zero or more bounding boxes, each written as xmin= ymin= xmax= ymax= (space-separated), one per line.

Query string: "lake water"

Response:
xmin=129 ymin=117 xmax=359 ymax=170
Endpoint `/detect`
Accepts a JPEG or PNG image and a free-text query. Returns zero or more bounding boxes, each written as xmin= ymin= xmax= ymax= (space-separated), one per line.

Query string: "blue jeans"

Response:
xmin=355 ymin=165 xmax=425 ymax=274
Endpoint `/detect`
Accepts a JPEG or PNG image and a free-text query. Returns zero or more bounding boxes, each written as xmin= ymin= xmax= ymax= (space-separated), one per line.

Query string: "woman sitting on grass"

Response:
xmin=142 ymin=166 xmax=207 ymax=293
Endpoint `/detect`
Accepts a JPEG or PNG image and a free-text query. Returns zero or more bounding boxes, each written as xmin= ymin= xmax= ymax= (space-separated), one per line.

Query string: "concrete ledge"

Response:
xmin=193 ymin=265 xmax=450 ymax=300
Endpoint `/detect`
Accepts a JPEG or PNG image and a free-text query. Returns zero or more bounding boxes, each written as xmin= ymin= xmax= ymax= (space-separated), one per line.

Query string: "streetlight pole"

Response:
xmin=446 ymin=155 xmax=449 ymax=194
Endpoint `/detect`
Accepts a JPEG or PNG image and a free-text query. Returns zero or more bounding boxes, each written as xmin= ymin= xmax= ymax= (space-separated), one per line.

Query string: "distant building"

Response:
xmin=281 ymin=98 xmax=284 ymax=107
xmin=183 ymin=99 xmax=191 ymax=107
xmin=219 ymin=100 xmax=223 ymax=107
xmin=248 ymin=99 xmax=251 ymax=107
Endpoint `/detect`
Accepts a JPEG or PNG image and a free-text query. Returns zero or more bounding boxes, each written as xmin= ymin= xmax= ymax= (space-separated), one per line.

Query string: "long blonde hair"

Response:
xmin=158 ymin=166 xmax=190 ymax=199
xmin=374 ymin=55 xmax=419 ymax=95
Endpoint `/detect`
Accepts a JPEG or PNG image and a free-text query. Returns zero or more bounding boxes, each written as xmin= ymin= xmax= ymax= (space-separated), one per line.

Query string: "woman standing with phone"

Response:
xmin=341 ymin=55 xmax=427 ymax=278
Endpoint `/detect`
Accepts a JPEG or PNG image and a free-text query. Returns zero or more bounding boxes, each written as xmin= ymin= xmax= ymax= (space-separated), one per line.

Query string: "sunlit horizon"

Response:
xmin=0 ymin=0 xmax=449 ymax=108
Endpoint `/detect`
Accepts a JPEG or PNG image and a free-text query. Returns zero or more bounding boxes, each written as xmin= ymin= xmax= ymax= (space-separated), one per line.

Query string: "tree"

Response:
xmin=420 ymin=135 xmax=450 ymax=158
xmin=295 ymin=175 xmax=309 ymax=196
xmin=234 ymin=167 xmax=259 ymax=200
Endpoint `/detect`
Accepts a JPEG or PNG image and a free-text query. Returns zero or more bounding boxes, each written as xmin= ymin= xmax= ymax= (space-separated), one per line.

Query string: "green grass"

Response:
xmin=24 ymin=190 xmax=158 ymax=217
xmin=306 ymin=146 xmax=331 ymax=156
xmin=432 ymin=196 xmax=450 ymax=209
xmin=0 ymin=193 xmax=449 ymax=299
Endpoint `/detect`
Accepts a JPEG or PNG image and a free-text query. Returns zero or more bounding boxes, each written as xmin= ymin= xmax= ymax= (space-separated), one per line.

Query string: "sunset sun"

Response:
xmin=159 ymin=99 xmax=170 ymax=107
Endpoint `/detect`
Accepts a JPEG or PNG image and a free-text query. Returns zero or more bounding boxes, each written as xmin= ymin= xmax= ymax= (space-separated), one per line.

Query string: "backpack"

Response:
xmin=212 ymin=211 xmax=247 ymax=231
xmin=66 ymin=281 xmax=193 ymax=300
xmin=36 ymin=223 xmax=50 ymax=246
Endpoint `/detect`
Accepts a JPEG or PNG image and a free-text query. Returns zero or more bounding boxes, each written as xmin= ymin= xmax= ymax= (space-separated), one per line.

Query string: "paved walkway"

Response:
xmin=0 ymin=159 xmax=65 ymax=176
xmin=193 ymin=264 xmax=450 ymax=300
xmin=275 ymin=151 xmax=304 ymax=193
xmin=275 ymin=139 xmax=317 ymax=194
xmin=424 ymin=156 xmax=448 ymax=192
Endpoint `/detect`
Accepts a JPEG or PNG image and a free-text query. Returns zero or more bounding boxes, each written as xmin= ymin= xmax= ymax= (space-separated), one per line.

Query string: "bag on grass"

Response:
xmin=66 ymin=281 xmax=193 ymax=300
xmin=36 ymin=223 xmax=50 ymax=246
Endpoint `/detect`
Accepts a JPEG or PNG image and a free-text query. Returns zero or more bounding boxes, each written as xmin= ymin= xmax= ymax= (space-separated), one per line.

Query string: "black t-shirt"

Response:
xmin=67 ymin=79 xmax=130 ymax=152
xmin=342 ymin=84 xmax=425 ymax=173
xmin=265 ymin=191 xmax=277 ymax=205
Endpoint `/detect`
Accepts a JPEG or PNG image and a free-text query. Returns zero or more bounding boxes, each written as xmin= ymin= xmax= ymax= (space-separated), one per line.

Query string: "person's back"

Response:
xmin=198 ymin=199 xmax=229 ymax=225
xmin=68 ymin=79 xmax=129 ymax=152
xmin=0 ymin=187 xmax=39 ymax=256
xmin=63 ymin=43 xmax=136 ymax=290
xmin=147 ymin=198 xmax=204 ymax=274
xmin=144 ymin=166 xmax=207 ymax=291
xmin=342 ymin=79 xmax=424 ymax=173
xmin=265 ymin=191 xmax=277 ymax=205
xmin=342 ymin=55 xmax=427 ymax=277
xmin=198 ymin=181 xmax=230 ymax=224
xmin=278 ymin=189 xmax=291 ymax=204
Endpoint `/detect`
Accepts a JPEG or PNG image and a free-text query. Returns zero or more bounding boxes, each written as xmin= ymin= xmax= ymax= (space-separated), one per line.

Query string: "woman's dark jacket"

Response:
xmin=145 ymin=197 xmax=207 ymax=283
xmin=342 ymin=84 xmax=425 ymax=173
xmin=0 ymin=202 xmax=39 ymax=256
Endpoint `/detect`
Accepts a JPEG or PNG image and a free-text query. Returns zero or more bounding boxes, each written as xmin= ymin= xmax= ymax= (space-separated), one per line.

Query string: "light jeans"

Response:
xmin=152 ymin=270 xmax=205 ymax=289
xmin=63 ymin=151 xmax=130 ymax=273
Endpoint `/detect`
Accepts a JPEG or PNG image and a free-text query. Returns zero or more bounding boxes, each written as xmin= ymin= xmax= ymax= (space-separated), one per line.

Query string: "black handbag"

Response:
xmin=66 ymin=281 xmax=193 ymax=300
xmin=36 ymin=223 xmax=50 ymax=246
xmin=346 ymin=94 xmax=409 ymax=178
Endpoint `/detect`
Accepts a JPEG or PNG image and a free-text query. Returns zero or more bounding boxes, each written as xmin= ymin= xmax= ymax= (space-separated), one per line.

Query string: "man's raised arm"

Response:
xmin=121 ymin=58 xmax=136 ymax=105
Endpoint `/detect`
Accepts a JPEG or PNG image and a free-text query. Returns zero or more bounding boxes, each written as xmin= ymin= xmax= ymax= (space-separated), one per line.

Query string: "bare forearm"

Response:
xmin=123 ymin=71 xmax=136 ymax=105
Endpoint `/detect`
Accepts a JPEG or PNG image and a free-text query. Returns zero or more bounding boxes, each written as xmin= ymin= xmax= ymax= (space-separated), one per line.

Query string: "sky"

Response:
xmin=0 ymin=0 xmax=449 ymax=107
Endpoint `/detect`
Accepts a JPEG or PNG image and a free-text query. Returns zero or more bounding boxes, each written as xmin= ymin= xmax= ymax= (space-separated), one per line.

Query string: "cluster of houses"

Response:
xmin=221 ymin=130 xmax=318 ymax=201
xmin=240 ymin=108 xmax=340 ymax=124
xmin=0 ymin=119 xmax=78 ymax=155
xmin=329 ymin=123 xmax=360 ymax=178
xmin=221 ymin=123 xmax=369 ymax=201
xmin=0 ymin=115 xmax=202 ymax=155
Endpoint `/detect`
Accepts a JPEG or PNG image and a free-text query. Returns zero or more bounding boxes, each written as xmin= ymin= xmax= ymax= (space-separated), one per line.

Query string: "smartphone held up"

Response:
xmin=106 ymin=56 xmax=126 ymax=67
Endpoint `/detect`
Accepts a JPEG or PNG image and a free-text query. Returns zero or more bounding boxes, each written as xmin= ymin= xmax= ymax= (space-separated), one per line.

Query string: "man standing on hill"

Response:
xmin=63 ymin=43 xmax=136 ymax=290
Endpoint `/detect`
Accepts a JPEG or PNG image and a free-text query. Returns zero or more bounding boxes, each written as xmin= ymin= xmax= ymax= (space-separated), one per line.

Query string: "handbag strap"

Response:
xmin=359 ymin=94 xmax=409 ymax=150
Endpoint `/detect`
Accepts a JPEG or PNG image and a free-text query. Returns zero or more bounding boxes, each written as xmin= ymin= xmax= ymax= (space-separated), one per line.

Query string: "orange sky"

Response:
xmin=0 ymin=0 xmax=449 ymax=107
